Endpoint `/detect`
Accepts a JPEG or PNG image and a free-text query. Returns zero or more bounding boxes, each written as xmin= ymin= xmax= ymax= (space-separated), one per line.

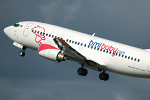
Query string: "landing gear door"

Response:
xmin=23 ymin=23 xmax=33 ymax=37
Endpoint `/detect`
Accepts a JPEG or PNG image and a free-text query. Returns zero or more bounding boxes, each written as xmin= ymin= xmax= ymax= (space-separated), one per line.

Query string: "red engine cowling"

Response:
xmin=38 ymin=44 xmax=67 ymax=62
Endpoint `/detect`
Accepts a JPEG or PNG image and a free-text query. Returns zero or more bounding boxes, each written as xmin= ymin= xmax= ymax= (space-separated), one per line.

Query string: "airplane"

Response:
xmin=4 ymin=21 xmax=150 ymax=81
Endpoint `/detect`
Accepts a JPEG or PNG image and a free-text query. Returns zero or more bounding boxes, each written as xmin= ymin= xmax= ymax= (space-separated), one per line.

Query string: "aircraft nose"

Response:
xmin=4 ymin=27 xmax=9 ymax=34
xmin=4 ymin=26 xmax=13 ymax=35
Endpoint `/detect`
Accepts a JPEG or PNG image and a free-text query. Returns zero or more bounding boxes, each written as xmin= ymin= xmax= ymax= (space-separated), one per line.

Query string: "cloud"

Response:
xmin=40 ymin=0 xmax=81 ymax=23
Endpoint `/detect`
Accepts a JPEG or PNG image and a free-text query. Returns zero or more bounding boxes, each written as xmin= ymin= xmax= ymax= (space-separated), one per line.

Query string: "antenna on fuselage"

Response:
xmin=92 ymin=33 xmax=95 ymax=36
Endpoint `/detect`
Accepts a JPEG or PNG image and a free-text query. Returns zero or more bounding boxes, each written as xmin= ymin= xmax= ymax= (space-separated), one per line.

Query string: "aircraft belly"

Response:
xmin=107 ymin=60 xmax=150 ymax=78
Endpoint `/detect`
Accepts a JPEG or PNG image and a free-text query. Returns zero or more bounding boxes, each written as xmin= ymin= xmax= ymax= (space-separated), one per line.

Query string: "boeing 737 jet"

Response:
xmin=4 ymin=21 xmax=150 ymax=81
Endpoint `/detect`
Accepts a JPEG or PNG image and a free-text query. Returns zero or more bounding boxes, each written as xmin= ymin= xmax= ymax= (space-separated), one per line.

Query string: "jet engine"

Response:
xmin=38 ymin=44 xmax=67 ymax=62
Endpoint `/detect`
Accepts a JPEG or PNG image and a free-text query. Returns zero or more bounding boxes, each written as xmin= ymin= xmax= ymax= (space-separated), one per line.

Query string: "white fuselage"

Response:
xmin=4 ymin=21 xmax=150 ymax=78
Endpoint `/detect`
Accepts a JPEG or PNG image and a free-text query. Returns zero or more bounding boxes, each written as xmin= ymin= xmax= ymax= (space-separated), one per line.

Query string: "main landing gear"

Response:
xmin=77 ymin=64 xmax=88 ymax=76
xmin=99 ymin=70 xmax=109 ymax=81
xmin=77 ymin=67 xmax=88 ymax=76
xmin=77 ymin=65 xmax=109 ymax=81
xmin=19 ymin=46 xmax=26 ymax=57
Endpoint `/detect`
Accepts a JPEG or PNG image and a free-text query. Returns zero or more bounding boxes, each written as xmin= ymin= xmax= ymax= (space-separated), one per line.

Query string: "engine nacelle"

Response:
xmin=38 ymin=44 xmax=67 ymax=62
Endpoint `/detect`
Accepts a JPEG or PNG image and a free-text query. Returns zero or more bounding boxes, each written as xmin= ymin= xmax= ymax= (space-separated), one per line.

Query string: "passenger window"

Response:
xmin=125 ymin=55 xmax=127 ymax=58
xmin=84 ymin=44 xmax=86 ymax=47
xmin=113 ymin=52 xmax=115 ymax=55
xmin=78 ymin=42 xmax=80 ymax=45
xmin=37 ymin=31 xmax=39 ymax=34
xmin=131 ymin=57 xmax=133 ymax=60
xmin=134 ymin=58 xmax=137 ymax=61
xmin=103 ymin=49 xmax=105 ymax=52
xmin=69 ymin=40 xmax=71 ymax=43
xmin=137 ymin=59 xmax=140 ymax=62
xmin=128 ymin=56 xmax=130 ymax=59
xmin=75 ymin=42 xmax=77 ymax=44
xmin=97 ymin=48 xmax=100 ymax=51
xmin=72 ymin=41 xmax=74 ymax=44
xmin=32 ymin=30 xmax=34 ymax=32
xmin=46 ymin=34 xmax=48 ymax=36
xmin=35 ymin=30 xmax=37 ymax=33
xmin=66 ymin=39 xmax=69 ymax=42
xmin=115 ymin=53 xmax=118 ymax=56
xmin=81 ymin=43 xmax=83 ymax=46
xmin=52 ymin=35 xmax=54 ymax=38
xmin=88 ymin=45 xmax=90 ymax=48
xmin=118 ymin=54 xmax=121 ymax=57
xmin=106 ymin=50 xmax=108 ymax=53
xmin=91 ymin=46 xmax=93 ymax=49
xmin=122 ymin=55 xmax=124 ymax=58
xmin=94 ymin=47 xmax=96 ymax=50
xmin=100 ymin=49 xmax=102 ymax=51
xmin=109 ymin=51 xmax=111 ymax=54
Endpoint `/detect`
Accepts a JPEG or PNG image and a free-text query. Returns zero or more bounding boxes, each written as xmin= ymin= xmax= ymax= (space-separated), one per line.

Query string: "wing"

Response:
xmin=53 ymin=38 xmax=106 ymax=70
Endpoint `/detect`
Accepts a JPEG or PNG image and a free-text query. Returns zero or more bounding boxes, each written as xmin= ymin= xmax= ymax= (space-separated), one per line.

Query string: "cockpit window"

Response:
xmin=13 ymin=23 xmax=20 ymax=27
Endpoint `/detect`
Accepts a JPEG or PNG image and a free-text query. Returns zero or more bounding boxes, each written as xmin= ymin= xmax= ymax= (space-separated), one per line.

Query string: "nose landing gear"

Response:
xmin=19 ymin=46 xmax=26 ymax=57
xmin=19 ymin=51 xmax=25 ymax=57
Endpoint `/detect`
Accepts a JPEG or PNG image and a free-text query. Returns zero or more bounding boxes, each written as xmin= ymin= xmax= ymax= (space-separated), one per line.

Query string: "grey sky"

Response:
xmin=1 ymin=0 xmax=150 ymax=100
